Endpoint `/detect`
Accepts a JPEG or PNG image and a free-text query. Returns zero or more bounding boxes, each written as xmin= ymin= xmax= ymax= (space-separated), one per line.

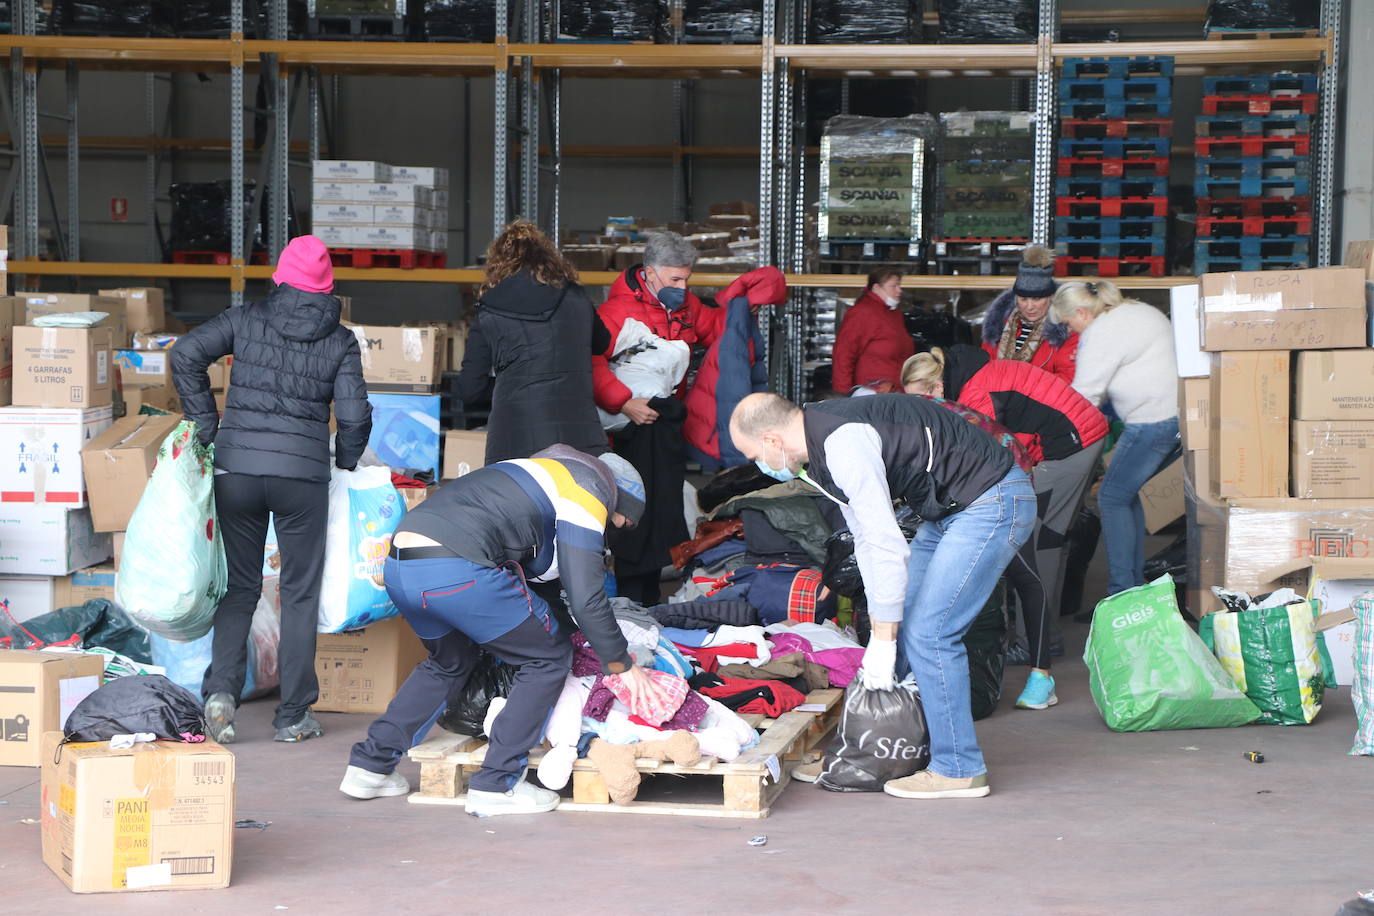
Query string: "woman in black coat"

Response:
xmin=454 ymin=221 xmax=610 ymax=464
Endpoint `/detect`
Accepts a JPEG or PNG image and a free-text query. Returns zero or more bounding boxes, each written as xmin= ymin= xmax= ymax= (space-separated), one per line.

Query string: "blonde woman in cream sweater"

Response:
xmin=1052 ymin=279 xmax=1178 ymax=598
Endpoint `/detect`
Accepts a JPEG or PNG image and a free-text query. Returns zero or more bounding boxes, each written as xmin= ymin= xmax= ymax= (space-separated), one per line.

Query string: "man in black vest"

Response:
xmin=729 ymin=392 xmax=1035 ymax=799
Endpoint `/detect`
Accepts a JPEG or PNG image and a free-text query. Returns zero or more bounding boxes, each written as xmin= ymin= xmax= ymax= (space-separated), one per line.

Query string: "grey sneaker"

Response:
xmin=273 ymin=711 xmax=324 ymax=743
xmin=883 ymin=769 xmax=990 ymax=799
xmin=791 ymin=760 xmax=823 ymax=784
xmin=466 ymin=778 xmax=560 ymax=817
xmin=204 ymin=693 xmax=237 ymax=745
xmin=339 ymin=766 xmax=410 ymax=800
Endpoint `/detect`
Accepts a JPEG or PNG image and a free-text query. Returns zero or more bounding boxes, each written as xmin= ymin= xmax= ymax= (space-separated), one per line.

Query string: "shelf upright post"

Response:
xmin=518 ymin=0 xmax=538 ymax=224
xmin=757 ymin=0 xmax=777 ymax=374
xmin=546 ymin=69 xmax=561 ymax=241
xmin=493 ymin=0 xmax=510 ymax=237
xmin=18 ymin=0 xmax=38 ymax=263
xmin=145 ymin=74 xmax=158 ymax=262
xmin=1031 ymin=0 xmax=1057 ymax=246
xmin=66 ymin=63 xmax=79 ymax=262
xmin=268 ymin=0 xmax=290 ymax=261
xmin=308 ymin=67 xmax=321 ymax=165
xmin=230 ymin=0 xmax=247 ymax=307
xmin=776 ymin=0 xmax=801 ymax=401
xmin=1315 ymin=0 xmax=1342 ymax=266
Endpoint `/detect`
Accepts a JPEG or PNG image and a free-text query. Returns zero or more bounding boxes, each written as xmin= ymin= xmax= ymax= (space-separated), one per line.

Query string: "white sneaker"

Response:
xmin=466 ymin=778 xmax=561 ymax=817
xmin=339 ymin=766 xmax=410 ymax=800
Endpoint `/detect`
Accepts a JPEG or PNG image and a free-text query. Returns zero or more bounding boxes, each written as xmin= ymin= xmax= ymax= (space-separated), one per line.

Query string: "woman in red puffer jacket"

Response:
xmin=831 ymin=266 xmax=915 ymax=394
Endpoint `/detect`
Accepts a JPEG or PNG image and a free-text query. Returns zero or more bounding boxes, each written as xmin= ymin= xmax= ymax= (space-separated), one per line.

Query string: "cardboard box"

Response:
xmin=442 ymin=429 xmax=487 ymax=479
xmin=1179 ymin=376 xmax=1210 ymax=453
xmin=121 ymin=383 xmax=178 ymax=416
xmin=358 ymin=226 xmax=427 ymax=250
xmin=0 ymin=573 xmax=56 ymax=622
xmin=562 ymin=245 xmax=615 ymax=271
xmin=1306 ymin=557 xmax=1374 ymax=685
xmin=81 ymin=414 xmax=181 ymax=532
xmin=1140 ymin=456 xmax=1185 ymax=534
xmin=1291 ymin=420 xmax=1374 ymax=499
xmin=98 ymin=288 xmax=165 ymax=336
xmin=40 ymin=732 xmax=235 ymax=892
xmin=207 ymin=357 xmax=230 ymax=392
xmin=388 ymin=165 xmax=449 ymax=187
xmin=0 ymin=505 xmax=112 ymax=575
xmin=1293 ymin=350 xmax=1374 ymax=420
xmin=0 ymin=652 xmax=102 ymax=766
xmin=348 ymin=324 xmax=444 ymax=393
xmin=1198 ymin=267 xmax=1366 ymax=351
xmin=428 ymin=188 xmax=449 ymax=210
xmin=1169 ymin=284 xmax=1210 ymax=378
xmin=53 ymin=563 xmax=117 ymax=608
xmin=131 ymin=331 xmax=178 ymax=350
xmin=1209 ymin=350 xmax=1289 ymax=499
xmin=24 ymin=293 xmax=129 ymax=347
xmin=311 ymin=202 xmax=374 ymax=226
xmin=373 ymin=204 xmax=432 ymax=228
xmin=1345 ymin=239 xmax=1374 ymax=280
xmin=442 ymin=322 xmax=467 ymax=372
xmin=112 ymin=531 xmax=125 ymax=569
xmin=312 ymin=225 xmax=369 ymax=248
xmin=114 ymin=349 xmax=172 ymax=387
xmin=314 ymin=616 xmax=428 ymax=714
xmin=366 ymin=393 xmax=440 ymax=479
xmin=13 ymin=326 xmax=114 ymax=408
xmin=0 ymin=405 xmax=114 ymax=505
xmin=1212 ymin=497 xmax=1374 ymax=593
xmin=399 ymin=486 xmax=432 ymax=511
xmin=313 ymin=159 xmax=391 ymax=182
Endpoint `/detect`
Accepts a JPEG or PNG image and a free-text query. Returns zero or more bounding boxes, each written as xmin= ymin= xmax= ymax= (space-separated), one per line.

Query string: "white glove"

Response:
xmin=860 ymin=639 xmax=898 ymax=691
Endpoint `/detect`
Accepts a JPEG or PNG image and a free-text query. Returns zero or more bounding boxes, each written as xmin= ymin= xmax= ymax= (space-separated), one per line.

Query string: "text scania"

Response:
xmin=836 ymin=165 xmax=904 ymax=179
xmin=838 ymin=189 xmax=901 ymax=202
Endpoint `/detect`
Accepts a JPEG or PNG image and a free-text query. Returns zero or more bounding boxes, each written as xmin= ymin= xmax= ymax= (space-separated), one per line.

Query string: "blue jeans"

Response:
xmin=901 ymin=467 xmax=1036 ymax=779
xmin=1099 ymin=418 xmax=1180 ymax=596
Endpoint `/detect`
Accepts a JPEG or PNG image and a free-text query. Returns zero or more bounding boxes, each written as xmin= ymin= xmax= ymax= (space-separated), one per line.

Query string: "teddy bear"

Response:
xmin=586 ymin=732 xmax=702 ymax=804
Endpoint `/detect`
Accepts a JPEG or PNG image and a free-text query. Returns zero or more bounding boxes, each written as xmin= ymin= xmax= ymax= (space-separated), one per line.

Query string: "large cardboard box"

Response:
xmin=1291 ymin=420 xmax=1374 ymax=499
xmin=1214 ymin=497 xmax=1374 ymax=593
xmin=1293 ymin=350 xmax=1374 ymax=420
xmin=53 ymin=564 xmax=118 ymax=609
xmin=442 ymin=429 xmax=487 ymax=479
xmin=0 ymin=295 xmax=17 ymax=406
xmin=314 ymin=616 xmax=427 ymax=714
xmin=0 ymin=573 xmax=56 ymax=621
xmin=40 ymin=732 xmax=235 ymax=892
xmin=313 ymin=159 xmax=391 ymax=182
xmin=1209 ymin=350 xmax=1289 ymax=499
xmin=366 ymin=393 xmax=441 ymax=479
xmin=1198 ymin=267 xmax=1366 ymax=351
xmin=389 ymin=165 xmax=449 ymax=187
xmin=0 ymin=505 xmax=112 ymax=575
xmin=81 ymin=414 xmax=181 ymax=532
xmin=1179 ymin=376 xmax=1210 ymax=452
xmin=13 ymin=326 xmax=114 ymax=409
xmin=0 ymin=651 xmax=103 ymax=766
xmin=98 ymin=288 xmax=165 ymax=336
xmin=0 ymin=405 xmax=114 ymax=506
xmin=24 ymin=293 xmax=129 ymax=347
xmin=1169 ymin=284 xmax=1210 ymax=378
xmin=113 ymin=349 xmax=171 ymax=388
xmin=1343 ymin=239 xmax=1374 ymax=344
xmin=120 ymin=383 xmax=179 ymax=416
xmin=347 ymin=324 xmax=443 ymax=393
xmin=1140 ymin=455 xmax=1184 ymax=534
xmin=1306 ymin=557 xmax=1374 ymax=686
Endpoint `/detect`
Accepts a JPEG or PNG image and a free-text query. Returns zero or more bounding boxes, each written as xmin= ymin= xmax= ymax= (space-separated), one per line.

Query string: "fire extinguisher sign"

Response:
xmin=111 ymin=198 xmax=129 ymax=222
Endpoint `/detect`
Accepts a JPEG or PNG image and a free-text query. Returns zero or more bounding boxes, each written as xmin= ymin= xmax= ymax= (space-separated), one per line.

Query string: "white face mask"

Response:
xmin=880 ymin=293 xmax=901 ymax=309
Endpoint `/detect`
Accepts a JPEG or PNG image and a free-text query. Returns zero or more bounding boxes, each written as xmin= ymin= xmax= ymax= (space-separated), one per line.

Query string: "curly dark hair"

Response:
xmin=482 ymin=219 xmax=579 ymax=294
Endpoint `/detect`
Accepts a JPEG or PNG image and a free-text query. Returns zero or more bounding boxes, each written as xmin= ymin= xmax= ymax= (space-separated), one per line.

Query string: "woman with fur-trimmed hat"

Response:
xmin=979 ymin=245 xmax=1077 ymax=383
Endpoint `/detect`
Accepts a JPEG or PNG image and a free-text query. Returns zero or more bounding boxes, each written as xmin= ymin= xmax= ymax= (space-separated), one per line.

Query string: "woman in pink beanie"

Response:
xmin=171 ymin=234 xmax=372 ymax=746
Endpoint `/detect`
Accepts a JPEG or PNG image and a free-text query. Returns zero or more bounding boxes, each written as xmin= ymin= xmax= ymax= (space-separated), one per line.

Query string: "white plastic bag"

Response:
xmin=148 ymin=576 xmax=281 ymax=699
xmin=116 ymin=420 xmax=227 ymax=641
xmin=317 ymin=465 xmax=406 ymax=633
xmin=597 ymin=318 xmax=690 ymax=431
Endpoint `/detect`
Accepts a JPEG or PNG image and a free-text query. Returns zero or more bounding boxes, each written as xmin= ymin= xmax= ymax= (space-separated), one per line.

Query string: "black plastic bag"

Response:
xmin=821 ymin=507 xmax=921 ymax=599
xmin=0 ymin=599 xmax=152 ymax=663
xmin=816 ymin=680 xmax=929 ymax=792
xmin=965 ymin=579 xmax=1010 ymax=721
xmin=1059 ymin=507 xmax=1101 ymax=617
xmin=436 ymin=653 xmax=516 ymax=737
xmin=64 ymin=675 xmax=205 ymax=744
xmin=1144 ymin=533 xmax=1187 ymax=583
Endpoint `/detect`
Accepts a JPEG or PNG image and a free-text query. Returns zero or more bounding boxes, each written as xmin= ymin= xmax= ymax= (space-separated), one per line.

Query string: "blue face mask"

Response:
xmin=755 ymin=442 xmax=796 ymax=482
xmin=657 ymin=284 xmax=687 ymax=311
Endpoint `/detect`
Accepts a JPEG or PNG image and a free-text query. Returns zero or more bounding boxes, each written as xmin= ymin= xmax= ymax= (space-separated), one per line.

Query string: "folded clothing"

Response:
xmin=649 ymin=599 xmax=758 ymax=630
xmin=677 ymin=642 xmax=758 ymax=674
xmin=699 ymin=677 xmax=807 ymax=717
xmin=719 ymin=652 xmax=830 ymax=692
xmin=605 ymin=669 xmax=689 ymax=727
xmin=768 ymin=630 xmax=864 ymax=688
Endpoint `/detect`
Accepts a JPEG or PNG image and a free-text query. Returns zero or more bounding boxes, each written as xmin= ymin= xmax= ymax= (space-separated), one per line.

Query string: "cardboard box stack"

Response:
xmin=560 ymin=203 xmax=761 ymax=276
xmin=1174 ymin=263 xmax=1372 ymax=619
xmin=311 ymin=160 xmax=449 ymax=264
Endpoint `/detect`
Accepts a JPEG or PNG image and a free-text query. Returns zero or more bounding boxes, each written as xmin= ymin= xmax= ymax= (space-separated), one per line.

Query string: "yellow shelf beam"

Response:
xmin=779 ymin=43 xmax=1039 ymax=74
xmin=1051 ymin=37 xmax=1330 ymax=67
xmin=513 ymin=42 xmax=762 ymax=76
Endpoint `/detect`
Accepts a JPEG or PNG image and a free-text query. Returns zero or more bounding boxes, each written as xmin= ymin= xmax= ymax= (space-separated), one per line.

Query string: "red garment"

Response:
xmin=831 ymin=290 xmax=916 ymax=392
xmin=957 ymin=358 xmax=1108 ymax=464
xmin=979 ymin=323 xmax=1079 ymax=384
xmin=676 ymin=643 xmax=758 ymax=674
xmin=592 ymin=266 xmax=725 ymax=413
xmin=700 ymin=678 xmax=807 ymax=717
xmin=718 ymin=266 xmax=787 ymax=308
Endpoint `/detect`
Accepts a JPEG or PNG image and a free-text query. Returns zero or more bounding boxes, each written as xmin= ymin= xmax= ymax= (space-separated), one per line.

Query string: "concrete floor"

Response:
xmin=2 ymin=540 xmax=1371 ymax=914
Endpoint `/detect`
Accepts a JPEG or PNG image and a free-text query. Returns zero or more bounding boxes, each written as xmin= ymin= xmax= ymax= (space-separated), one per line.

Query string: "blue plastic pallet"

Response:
xmin=1057 ymin=137 xmax=1171 ymax=159
xmin=1059 ymin=76 xmax=1172 ymax=103
xmin=1061 ymin=56 xmax=1175 ymax=80
xmin=1056 ymin=237 xmax=1168 ymax=258
xmin=1193 ymin=175 xmax=1311 ymax=198
xmin=1195 ymin=236 xmax=1310 ymax=258
xmin=1054 ymin=216 xmax=1167 ymax=240
xmin=1195 ymin=254 xmax=1311 ymax=273
xmin=1061 ymin=98 xmax=1173 ymax=120
xmin=1194 ymin=156 xmax=1312 ymax=179
xmin=1056 ymin=175 xmax=1169 ymax=198
xmin=1202 ymin=72 xmax=1317 ymax=97
xmin=1194 ymin=114 xmax=1313 ymax=137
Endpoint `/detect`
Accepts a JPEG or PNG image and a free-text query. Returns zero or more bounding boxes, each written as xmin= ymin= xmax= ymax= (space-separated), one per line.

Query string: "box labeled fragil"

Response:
xmin=1209 ymin=350 xmax=1289 ymax=499
xmin=98 ymin=288 xmax=165 ymax=336
xmin=388 ymin=165 xmax=449 ymax=187
xmin=1198 ymin=267 xmax=1366 ymax=352
xmin=13 ymin=326 xmax=114 ymax=409
xmin=1293 ymin=350 xmax=1374 ymax=420
xmin=347 ymin=324 xmax=444 ymax=393
xmin=314 ymin=615 xmax=428 ymax=714
xmin=0 ymin=405 xmax=114 ymax=506
xmin=81 ymin=414 xmax=181 ymax=532
xmin=442 ymin=429 xmax=486 ymax=479
xmin=0 ymin=651 xmax=103 ymax=766
xmin=1179 ymin=376 xmax=1210 ymax=453
xmin=0 ymin=574 xmax=56 ymax=622
xmin=313 ymin=159 xmax=392 ymax=183
xmin=1291 ymin=420 xmax=1374 ymax=499
xmin=0 ymin=504 xmax=111 ymax=574
xmin=24 ymin=293 xmax=130 ymax=347
xmin=53 ymin=563 xmax=118 ymax=608
xmin=40 ymin=732 xmax=235 ymax=893
xmin=310 ymin=202 xmax=374 ymax=226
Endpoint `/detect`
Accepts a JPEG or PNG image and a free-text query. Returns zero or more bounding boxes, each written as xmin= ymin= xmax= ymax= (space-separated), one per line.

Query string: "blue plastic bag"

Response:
xmin=317 ymin=465 xmax=406 ymax=633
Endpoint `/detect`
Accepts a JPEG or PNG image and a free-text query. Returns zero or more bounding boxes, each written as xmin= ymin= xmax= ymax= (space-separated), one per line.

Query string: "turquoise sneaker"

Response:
xmin=1015 ymin=670 xmax=1058 ymax=710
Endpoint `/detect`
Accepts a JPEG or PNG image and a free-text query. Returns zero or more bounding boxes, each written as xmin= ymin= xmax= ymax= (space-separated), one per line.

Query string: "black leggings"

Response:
xmin=1004 ymin=538 xmax=1051 ymax=670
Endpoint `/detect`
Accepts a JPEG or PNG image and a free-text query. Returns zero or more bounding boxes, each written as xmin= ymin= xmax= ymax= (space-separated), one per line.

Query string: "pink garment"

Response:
xmin=628 ymin=690 xmax=710 ymax=732
xmin=272 ymin=235 xmax=334 ymax=293
xmin=767 ymin=632 xmax=864 ymax=688
xmin=571 ymin=632 xmax=602 ymax=677
xmin=604 ymin=669 xmax=689 ymax=727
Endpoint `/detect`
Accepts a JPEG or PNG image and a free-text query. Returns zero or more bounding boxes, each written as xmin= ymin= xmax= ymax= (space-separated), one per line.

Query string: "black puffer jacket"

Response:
xmin=171 ymin=284 xmax=371 ymax=482
xmin=454 ymin=271 xmax=609 ymax=464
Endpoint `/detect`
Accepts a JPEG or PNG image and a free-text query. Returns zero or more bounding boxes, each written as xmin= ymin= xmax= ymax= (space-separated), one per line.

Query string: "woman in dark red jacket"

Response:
xmin=830 ymin=266 xmax=915 ymax=394
xmin=903 ymin=344 xmax=1107 ymax=712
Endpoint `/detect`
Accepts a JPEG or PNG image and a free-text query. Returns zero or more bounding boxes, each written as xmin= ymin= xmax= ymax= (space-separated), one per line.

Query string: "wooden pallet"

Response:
xmin=407 ymin=687 xmax=843 ymax=819
xmin=1204 ymin=28 xmax=1320 ymax=40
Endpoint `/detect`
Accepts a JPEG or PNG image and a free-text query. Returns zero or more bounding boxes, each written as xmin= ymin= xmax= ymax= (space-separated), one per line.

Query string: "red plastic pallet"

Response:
xmin=1194 ymin=134 xmax=1311 ymax=158
xmin=1056 ymin=157 xmax=1170 ymax=178
xmin=1195 ymin=214 xmax=1313 ymax=238
xmin=1196 ymin=196 xmax=1311 ymax=219
xmin=1054 ymin=255 xmax=1166 ymax=277
xmin=931 ymin=237 xmax=1032 ymax=244
xmin=1054 ymin=196 xmax=1169 ymax=218
xmin=327 ymin=248 xmax=448 ymax=269
xmin=172 ymin=250 xmax=269 ymax=265
xmin=1200 ymin=94 xmax=1318 ymax=116
xmin=1060 ymin=118 xmax=1173 ymax=139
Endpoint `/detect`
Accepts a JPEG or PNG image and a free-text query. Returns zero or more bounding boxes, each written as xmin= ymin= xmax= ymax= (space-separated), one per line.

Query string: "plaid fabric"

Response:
xmin=788 ymin=569 xmax=825 ymax=624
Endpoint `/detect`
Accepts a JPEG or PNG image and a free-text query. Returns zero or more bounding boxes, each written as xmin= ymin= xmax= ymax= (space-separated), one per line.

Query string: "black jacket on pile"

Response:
xmin=454 ymin=271 xmax=610 ymax=464
xmin=171 ymin=284 xmax=371 ymax=482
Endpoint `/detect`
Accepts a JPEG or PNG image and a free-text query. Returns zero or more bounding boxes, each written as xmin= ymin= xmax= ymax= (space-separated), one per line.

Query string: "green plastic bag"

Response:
xmin=1199 ymin=601 xmax=1326 ymax=726
xmin=1084 ymin=575 xmax=1260 ymax=732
